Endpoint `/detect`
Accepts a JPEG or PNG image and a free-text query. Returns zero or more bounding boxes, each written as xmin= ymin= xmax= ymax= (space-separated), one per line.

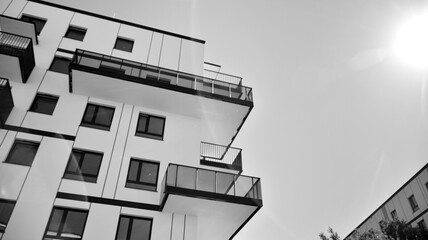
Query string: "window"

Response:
xmin=44 ymin=207 xmax=88 ymax=240
xmin=418 ymin=219 xmax=427 ymax=230
xmin=408 ymin=195 xmax=419 ymax=212
xmin=114 ymin=37 xmax=134 ymax=52
xmin=65 ymin=26 xmax=86 ymax=41
xmin=126 ymin=159 xmax=159 ymax=191
xmin=49 ymin=57 xmax=71 ymax=74
xmin=0 ymin=200 xmax=15 ymax=239
xmin=115 ymin=216 xmax=152 ymax=240
xmin=63 ymin=149 xmax=103 ymax=183
xmin=390 ymin=209 xmax=397 ymax=220
xmin=21 ymin=15 xmax=46 ymax=35
xmin=81 ymin=103 xmax=115 ymax=130
xmin=29 ymin=93 xmax=58 ymax=115
xmin=136 ymin=113 xmax=165 ymax=140
xmin=5 ymin=140 xmax=39 ymax=166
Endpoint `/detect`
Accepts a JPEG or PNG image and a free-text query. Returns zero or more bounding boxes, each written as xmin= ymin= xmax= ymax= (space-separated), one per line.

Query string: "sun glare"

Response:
xmin=395 ymin=14 xmax=428 ymax=68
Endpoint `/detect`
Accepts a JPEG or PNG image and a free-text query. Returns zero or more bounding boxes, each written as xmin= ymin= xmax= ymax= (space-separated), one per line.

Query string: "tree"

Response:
xmin=351 ymin=228 xmax=385 ymax=240
xmin=319 ymin=227 xmax=340 ymax=240
xmin=379 ymin=219 xmax=428 ymax=240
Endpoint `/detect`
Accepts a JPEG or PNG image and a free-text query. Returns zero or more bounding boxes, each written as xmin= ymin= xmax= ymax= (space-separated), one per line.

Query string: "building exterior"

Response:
xmin=0 ymin=0 xmax=262 ymax=239
xmin=344 ymin=163 xmax=428 ymax=240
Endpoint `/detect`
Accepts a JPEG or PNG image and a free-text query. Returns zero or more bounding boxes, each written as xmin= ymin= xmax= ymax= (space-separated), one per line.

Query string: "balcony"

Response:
xmin=200 ymin=142 xmax=243 ymax=172
xmin=0 ymin=31 xmax=35 ymax=83
xmin=70 ymin=49 xmax=254 ymax=146
xmin=0 ymin=78 xmax=14 ymax=127
xmin=0 ymin=15 xmax=38 ymax=44
xmin=160 ymin=164 xmax=262 ymax=239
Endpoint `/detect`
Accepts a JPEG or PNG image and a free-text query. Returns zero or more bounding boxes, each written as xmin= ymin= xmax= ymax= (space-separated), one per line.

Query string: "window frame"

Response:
xmin=63 ymin=149 xmax=103 ymax=183
xmin=80 ymin=103 xmax=115 ymax=131
xmin=29 ymin=93 xmax=59 ymax=115
xmin=125 ymin=159 xmax=160 ymax=192
xmin=408 ymin=194 xmax=419 ymax=212
xmin=0 ymin=199 xmax=16 ymax=238
xmin=49 ymin=56 xmax=71 ymax=74
xmin=135 ymin=113 xmax=166 ymax=140
xmin=20 ymin=15 xmax=46 ymax=35
xmin=114 ymin=37 xmax=134 ymax=52
xmin=64 ymin=26 xmax=87 ymax=41
xmin=390 ymin=209 xmax=397 ymax=220
xmin=5 ymin=140 xmax=39 ymax=166
xmin=43 ymin=207 xmax=88 ymax=240
xmin=115 ymin=215 xmax=153 ymax=240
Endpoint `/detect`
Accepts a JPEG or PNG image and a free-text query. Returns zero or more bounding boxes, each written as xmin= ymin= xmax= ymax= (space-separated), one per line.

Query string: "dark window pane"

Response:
xmin=116 ymin=217 xmax=130 ymax=240
xmin=136 ymin=115 xmax=148 ymax=133
xmin=82 ymin=105 xmax=96 ymax=123
xmin=65 ymin=27 xmax=86 ymax=41
xmin=21 ymin=15 xmax=46 ymax=35
xmin=80 ymin=153 xmax=102 ymax=176
xmin=47 ymin=209 xmax=64 ymax=234
xmin=0 ymin=201 xmax=15 ymax=231
xmin=127 ymin=160 xmax=139 ymax=182
xmin=94 ymin=107 xmax=114 ymax=126
xmin=114 ymin=38 xmax=134 ymax=52
xmin=139 ymin=162 xmax=158 ymax=184
xmin=50 ymin=57 xmax=71 ymax=74
xmin=62 ymin=211 xmax=87 ymax=238
xmin=6 ymin=141 xmax=39 ymax=166
xmin=147 ymin=117 xmax=164 ymax=135
xmin=30 ymin=94 xmax=58 ymax=115
xmin=130 ymin=218 xmax=151 ymax=240
xmin=64 ymin=150 xmax=102 ymax=183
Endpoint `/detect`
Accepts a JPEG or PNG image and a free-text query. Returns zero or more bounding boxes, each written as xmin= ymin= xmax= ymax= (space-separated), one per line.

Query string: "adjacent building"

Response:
xmin=0 ymin=0 xmax=262 ymax=239
xmin=344 ymin=163 xmax=428 ymax=240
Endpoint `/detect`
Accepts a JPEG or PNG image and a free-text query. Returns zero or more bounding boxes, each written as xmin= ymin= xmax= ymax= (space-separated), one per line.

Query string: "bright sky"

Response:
xmin=48 ymin=0 xmax=428 ymax=239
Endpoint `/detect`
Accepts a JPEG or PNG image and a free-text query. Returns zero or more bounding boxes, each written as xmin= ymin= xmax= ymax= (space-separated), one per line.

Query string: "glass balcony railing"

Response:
xmin=161 ymin=164 xmax=262 ymax=207
xmin=0 ymin=31 xmax=35 ymax=83
xmin=70 ymin=49 xmax=253 ymax=104
xmin=200 ymin=142 xmax=243 ymax=171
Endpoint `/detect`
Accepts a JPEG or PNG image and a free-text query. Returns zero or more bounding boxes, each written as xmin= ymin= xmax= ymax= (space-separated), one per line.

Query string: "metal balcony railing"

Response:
xmin=0 ymin=31 xmax=35 ymax=83
xmin=200 ymin=142 xmax=243 ymax=171
xmin=161 ymin=164 xmax=262 ymax=207
xmin=70 ymin=49 xmax=253 ymax=104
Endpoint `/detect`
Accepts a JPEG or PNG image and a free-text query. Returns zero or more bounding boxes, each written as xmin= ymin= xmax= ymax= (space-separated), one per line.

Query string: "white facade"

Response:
xmin=0 ymin=1 xmax=262 ymax=240
xmin=344 ymin=163 xmax=428 ymax=240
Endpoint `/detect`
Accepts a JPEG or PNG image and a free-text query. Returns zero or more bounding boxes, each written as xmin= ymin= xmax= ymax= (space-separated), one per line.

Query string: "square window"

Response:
xmin=64 ymin=149 xmax=103 ymax=183
xmin=65 ymin=26 xmax=86 ymax=41
xmin=81 ymin=103 xmax=115 ymax=131
xmin=408 ymin=194 xmax=419 ymax=212
xmin=114 ymin=37 xmax=134 ymax=52
xmin=115 ymin=216 xmax=152 ymax=240
xmin=0 ymin=199 xmax=15 ymax=236
xmin=136 ymin=113 xmax=165 ymax=140
xmin=44 ymin=207 xmax=88 ymax=240
xmin=5 ymin=140 xmax=39 ymax=166
xmin=29 ymin=93 xmax=58 ymax=115
xmin=21 ymin=15 xmax=46 ymax=35
xmin=126 ymin=159 xmax=159 ymax=191
xmin=49 ymin=57 xmax=71 ymax=74
xmin=390 ymin=209 xmax=397 ymax=220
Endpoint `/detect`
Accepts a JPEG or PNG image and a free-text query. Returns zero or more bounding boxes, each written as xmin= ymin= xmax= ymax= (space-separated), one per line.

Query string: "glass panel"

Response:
xmin=0 ymin=201 xmax=15 ymax=227
xmin=234 ymin=175 xmax=253 ymax=197
xmin=177 ymin=74 xmax=194 ymax=89
xmin=66 ymin=152 xmax=82 ymax=173
xmin=116 ymin=216 xmax=129 ymax=240
xmin=94 ymin=106 xmax=114 ymax=126
xmin=50 ymin=57 xmax=70 ymax=74
xmin=47 ymin=209 xmax=64 ymax=234
xmin=79 ymin=54 xmax=101 ymax=68
xmin=82 ymin=105 xmax=96 ymax=123
xmin=130 ymin=218 xmax=151 ymax=240
xmin=61 ymin=210 xmax=87 ymax=238
xmin=216 ymin=172 xmax=235 ymax=195
xmin=159 ymin=70 xmax=177 ymax=85
xmin=137 ymin=115 xmax=148 ymax=133
xmin=166 ymin=165 xmax=177 ymax=187
xmin=139 ymin=162 xmax=158 ymax=184
xmin=81 ymin=153 xmax=102 ymax=176
xmin=195 ymin=78 xmax=212 ymax=93
xmin=230 ymin=85 xmax=242 ymax=99
xmin=7 ymin=142 xmax=39 ymax=166
xmin=213 ymin=81 xmax=230 ymax=97
xmin=176 ymin=166 xmax=196 ymax=189
xmin=147 ymin=117 xmax=164 ymax=135
xmin=127 ymin=160 xmax=139 ymax=181
xmin=196 ymin=169 xmax=215 ymax=192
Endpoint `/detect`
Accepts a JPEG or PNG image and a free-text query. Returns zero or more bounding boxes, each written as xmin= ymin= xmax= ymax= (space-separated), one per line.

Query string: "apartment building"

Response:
xmin=344 ymin=163 xmax=428 ymax=240
xmin=0 ymin=0 xmax=262 ymax=239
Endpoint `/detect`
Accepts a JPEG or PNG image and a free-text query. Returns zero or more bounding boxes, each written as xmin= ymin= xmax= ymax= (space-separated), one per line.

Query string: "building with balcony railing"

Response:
xmin=0 ymin=0 xmax=262 ymax=240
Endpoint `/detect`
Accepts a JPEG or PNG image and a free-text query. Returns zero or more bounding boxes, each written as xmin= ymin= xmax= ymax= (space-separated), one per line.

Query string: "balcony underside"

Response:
xmin=71 ymin=69 xmax=252 ymax=145
xmin=161 ymin=187 xmax=261 ymax=240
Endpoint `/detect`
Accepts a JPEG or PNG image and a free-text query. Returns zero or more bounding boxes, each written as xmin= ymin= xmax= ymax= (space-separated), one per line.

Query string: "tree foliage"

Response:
xmin=319 ymin=227 xmax=340 ymax=240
